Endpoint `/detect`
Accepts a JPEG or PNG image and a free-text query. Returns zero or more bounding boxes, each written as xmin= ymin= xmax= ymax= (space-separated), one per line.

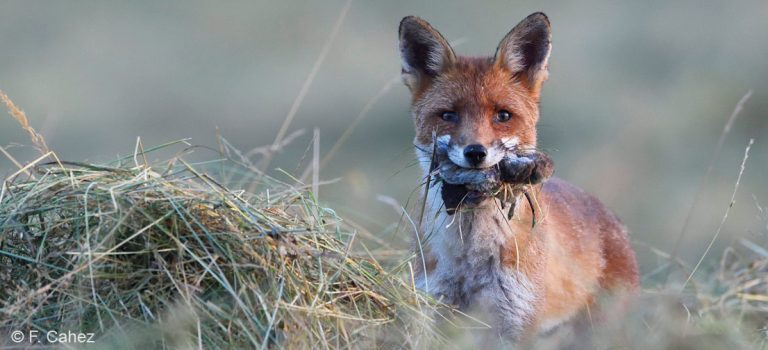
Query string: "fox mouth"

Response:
xmin=440 ymin=183 xmax=487 ymax=212
xmin=434 ymin=134 xmax=519 ymax=170
xmin=448 ymin=158 xmax=501 ymax=170
xmin=424 ymin=137 xmax=542 ymax=212
xmin=430 ymin=142 xmax=504 ymax=210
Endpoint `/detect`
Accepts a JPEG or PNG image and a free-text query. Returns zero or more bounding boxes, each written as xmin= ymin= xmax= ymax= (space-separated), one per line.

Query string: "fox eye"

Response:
xmin=440 ymin=111 xmax=459 ymax=123
xmin=496 ymin=110 xmax=512 ymax=122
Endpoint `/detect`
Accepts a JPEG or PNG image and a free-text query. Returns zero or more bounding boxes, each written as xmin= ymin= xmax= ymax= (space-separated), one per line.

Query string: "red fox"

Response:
xmin=399 ymin=12 xmax=639 ymax=341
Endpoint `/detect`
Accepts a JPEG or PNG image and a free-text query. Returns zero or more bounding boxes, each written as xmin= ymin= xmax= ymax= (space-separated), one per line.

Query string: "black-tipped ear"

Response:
xmin=494 ymin=12 xmax=552 ymax=90
xmin=398 ymin=16 xmax=456 ymax=90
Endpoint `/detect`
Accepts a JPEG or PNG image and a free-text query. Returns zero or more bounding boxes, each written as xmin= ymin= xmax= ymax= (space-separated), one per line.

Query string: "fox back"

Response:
xmin=399 ymin=13 xmax=639 ymax=342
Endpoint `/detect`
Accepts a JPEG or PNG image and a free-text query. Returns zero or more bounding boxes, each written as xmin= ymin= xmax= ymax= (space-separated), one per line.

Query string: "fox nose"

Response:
xmin=463 ymin=144 xmax=487 ymax=166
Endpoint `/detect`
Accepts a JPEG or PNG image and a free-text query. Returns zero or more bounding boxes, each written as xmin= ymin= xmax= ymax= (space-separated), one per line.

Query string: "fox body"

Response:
xmin=399 ymin=13 xmax=639 ymax=340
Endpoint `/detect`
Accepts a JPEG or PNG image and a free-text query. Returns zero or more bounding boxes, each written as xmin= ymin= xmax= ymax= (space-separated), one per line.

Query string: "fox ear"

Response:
xmin=399 ymin=16 xmax=456 ymax=90
xmin=495 ymin=12 xmax=552 ymax=91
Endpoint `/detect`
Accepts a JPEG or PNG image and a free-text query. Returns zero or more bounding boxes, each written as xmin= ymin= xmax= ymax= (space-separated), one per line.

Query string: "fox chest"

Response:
xmin=427 ymin=247 xmax=499 ymax=308
xmin=417 ymin=206 xmax=540 ymax=335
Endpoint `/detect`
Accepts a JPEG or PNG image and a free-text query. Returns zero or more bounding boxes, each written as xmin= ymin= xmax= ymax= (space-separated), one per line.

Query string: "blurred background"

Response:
xmin=1 ymin=0 xmax=766 ymax=276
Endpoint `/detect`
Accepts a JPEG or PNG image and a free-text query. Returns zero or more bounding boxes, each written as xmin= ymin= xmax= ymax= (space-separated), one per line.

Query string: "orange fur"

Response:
xmin=400 ymin=13 xmax=639 ymax=340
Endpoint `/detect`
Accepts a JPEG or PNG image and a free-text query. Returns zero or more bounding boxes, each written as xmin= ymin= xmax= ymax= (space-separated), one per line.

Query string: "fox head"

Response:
xmin=399 ymin=13 xmax=551 ymax=170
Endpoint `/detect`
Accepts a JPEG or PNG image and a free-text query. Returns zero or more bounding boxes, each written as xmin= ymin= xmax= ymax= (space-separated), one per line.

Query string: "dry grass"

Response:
xmin=0 ymin=91 xmax=49 ymax=154
xmin=0 ymin=148 xmax=449 ymax=348
xmin=0 ymin=93 xmax=451 ymax=349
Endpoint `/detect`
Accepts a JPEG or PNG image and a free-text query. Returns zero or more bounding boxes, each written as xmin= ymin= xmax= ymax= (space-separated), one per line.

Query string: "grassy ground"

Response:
xmin=1 ymin=92 xmax=767 ymax=349
xmin=0 ymin=92 xmax=449 ymax=349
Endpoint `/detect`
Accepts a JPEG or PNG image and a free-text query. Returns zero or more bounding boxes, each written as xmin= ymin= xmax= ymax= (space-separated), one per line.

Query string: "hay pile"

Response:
xmin=0 ymin=143 xmax=439 ymax=348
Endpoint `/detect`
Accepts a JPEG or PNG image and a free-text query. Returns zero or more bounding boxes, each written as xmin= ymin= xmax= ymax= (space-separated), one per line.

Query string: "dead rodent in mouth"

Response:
xmin=432 ymin=147 xmax=554 ymax=215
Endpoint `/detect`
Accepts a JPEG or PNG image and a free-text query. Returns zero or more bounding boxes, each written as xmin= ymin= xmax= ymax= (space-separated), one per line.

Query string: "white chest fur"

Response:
xmin=414 ymin=180 xmax=539 ymax=338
